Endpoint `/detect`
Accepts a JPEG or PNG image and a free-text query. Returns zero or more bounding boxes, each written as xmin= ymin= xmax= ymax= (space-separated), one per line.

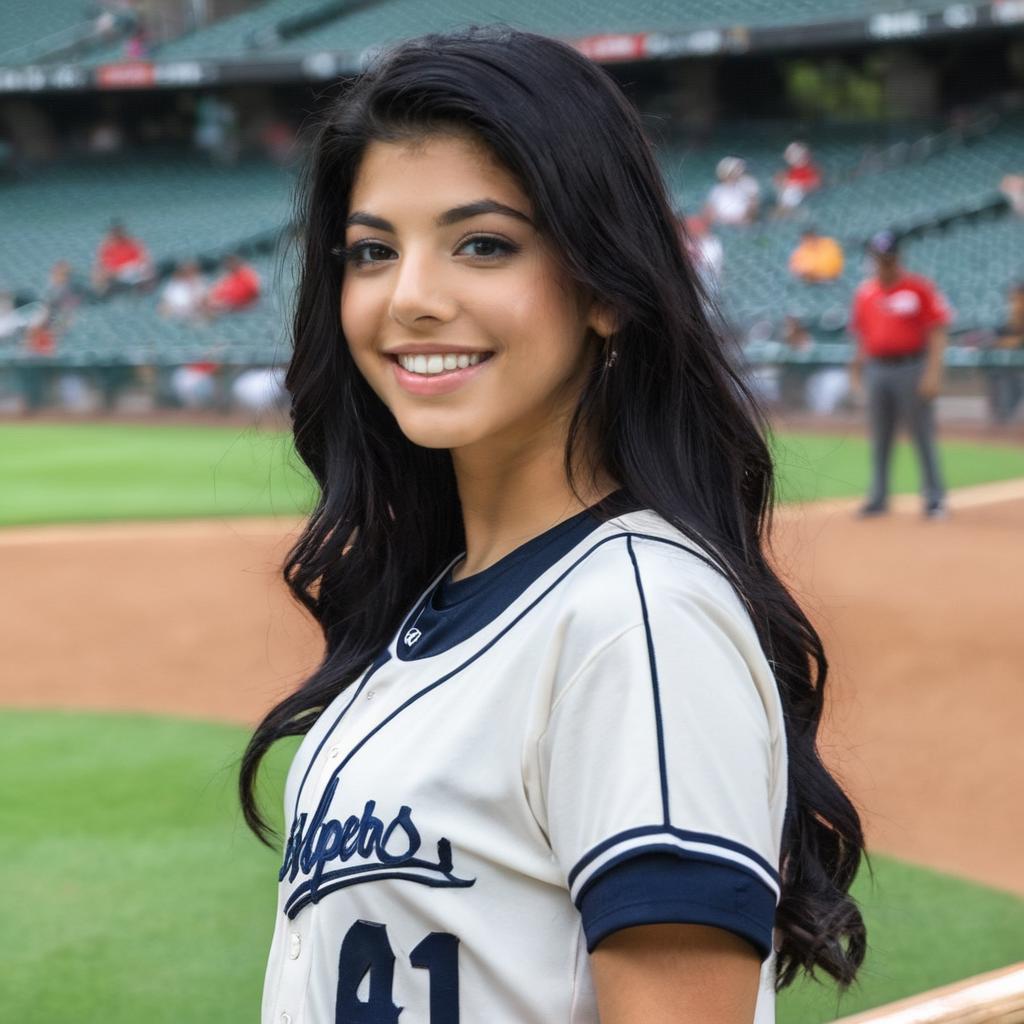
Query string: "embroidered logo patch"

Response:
xmin=403 ymin=627 xmax=422 ymax=647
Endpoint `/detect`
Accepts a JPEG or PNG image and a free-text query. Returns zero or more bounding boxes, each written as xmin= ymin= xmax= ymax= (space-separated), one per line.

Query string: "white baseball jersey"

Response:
xmin=262 ymin=504 xmax=788 ymax=1023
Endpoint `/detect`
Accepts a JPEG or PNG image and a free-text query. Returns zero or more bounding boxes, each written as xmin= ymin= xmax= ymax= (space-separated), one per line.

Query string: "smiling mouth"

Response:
xmin=390 ymin=352 xmax=495 ymax=376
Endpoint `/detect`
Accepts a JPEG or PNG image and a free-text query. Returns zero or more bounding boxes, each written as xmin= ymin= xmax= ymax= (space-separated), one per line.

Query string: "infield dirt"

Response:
xmin=2 ymin=489 xmax=1021 ymax=895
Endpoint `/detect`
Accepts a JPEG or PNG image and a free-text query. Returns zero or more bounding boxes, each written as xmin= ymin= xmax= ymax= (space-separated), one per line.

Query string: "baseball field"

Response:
xmin=1 ymin=421 xmax=1022 ymax=1022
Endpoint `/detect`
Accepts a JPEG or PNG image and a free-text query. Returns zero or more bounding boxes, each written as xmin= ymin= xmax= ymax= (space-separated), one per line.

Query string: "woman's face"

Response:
xmin=340 ymin=132 xmax=612 ymax=455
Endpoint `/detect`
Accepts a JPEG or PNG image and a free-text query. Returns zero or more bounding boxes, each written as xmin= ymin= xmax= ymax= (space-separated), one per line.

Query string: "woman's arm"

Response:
xmin=591 ymin=923 xmax=761 ymax=1024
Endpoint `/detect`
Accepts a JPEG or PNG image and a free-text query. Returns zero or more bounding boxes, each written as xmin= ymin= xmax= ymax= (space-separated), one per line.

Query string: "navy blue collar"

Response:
xmin=397 ymin=491 xmax=641 ymax=661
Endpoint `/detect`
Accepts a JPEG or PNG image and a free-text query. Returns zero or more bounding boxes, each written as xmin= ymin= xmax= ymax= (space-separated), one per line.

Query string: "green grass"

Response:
xmin=1 ymin=710 xmax=1021 ymax=1023
xmin=1 ymin=423 xmax=1022 ymax=527
xmin=771 ymin=431 xmax=1024 ymax=504
xmin=0 ymin=424 xmax=316 ymax=526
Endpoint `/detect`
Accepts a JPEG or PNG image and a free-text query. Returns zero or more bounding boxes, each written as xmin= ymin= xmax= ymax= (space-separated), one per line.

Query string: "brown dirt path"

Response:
xmin=1 ymin=489 xmax=1021 ymax=895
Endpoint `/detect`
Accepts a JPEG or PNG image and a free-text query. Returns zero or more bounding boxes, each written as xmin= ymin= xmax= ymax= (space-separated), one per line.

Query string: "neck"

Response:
xmin=450 ymin=418 xmax=618 ymax=582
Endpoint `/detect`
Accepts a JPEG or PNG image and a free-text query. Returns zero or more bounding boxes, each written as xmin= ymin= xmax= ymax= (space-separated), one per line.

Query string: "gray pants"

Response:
xmin=865 ymin=354 xmax=945 ymax=506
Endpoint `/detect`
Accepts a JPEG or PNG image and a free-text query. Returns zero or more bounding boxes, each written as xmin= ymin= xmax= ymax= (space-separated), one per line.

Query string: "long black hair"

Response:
xmin=240 ymin=25 xmax=867 ymax=991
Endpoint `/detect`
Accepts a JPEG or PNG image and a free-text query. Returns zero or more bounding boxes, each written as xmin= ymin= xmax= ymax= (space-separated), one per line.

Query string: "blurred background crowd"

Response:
xmin=1 ymin=0 xmax=1023 ymax=424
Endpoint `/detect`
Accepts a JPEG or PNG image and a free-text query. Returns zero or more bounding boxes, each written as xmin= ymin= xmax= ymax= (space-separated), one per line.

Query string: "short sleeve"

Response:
xmin=537 ymin=545 xmax=782 ymax=961
xmin=920 ymin=280 xmax=952 ymax=328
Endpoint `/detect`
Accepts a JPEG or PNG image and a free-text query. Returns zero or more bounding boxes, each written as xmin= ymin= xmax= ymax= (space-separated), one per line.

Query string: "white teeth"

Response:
xmin=397 ymin=352 xmax=488 ymax=375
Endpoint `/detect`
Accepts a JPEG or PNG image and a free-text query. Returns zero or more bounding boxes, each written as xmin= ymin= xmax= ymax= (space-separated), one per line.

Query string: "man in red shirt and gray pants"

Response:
xmin=849 ymin=230 xmax=951 ymax=519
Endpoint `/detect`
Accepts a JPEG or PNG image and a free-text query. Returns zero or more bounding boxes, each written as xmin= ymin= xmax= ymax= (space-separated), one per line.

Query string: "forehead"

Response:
xmin=347 ymin=133 xmax=531 ymax=217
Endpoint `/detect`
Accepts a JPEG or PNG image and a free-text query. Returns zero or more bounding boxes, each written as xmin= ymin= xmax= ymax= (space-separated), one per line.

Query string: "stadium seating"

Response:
xmin=1 ymin=110 xmax=1020 ymax=367
xmin=73 ymin=0 xmax=950 ymax=66
xmin=0 ymin=154 xmax=292 ymax=295
xmin=0 ymin=0 xmax=106 ymax=65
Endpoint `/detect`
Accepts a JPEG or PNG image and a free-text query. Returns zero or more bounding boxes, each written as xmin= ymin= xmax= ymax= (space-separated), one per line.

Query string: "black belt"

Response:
xmin=870 ymin=351 xmax=925 ymax=364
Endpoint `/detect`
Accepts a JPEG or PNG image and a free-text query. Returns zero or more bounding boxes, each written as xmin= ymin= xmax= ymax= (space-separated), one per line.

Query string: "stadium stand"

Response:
xmin=0 ymin=0 xmax=123 ymax=66
xmin=2 ymin=111 xmax=1020 ymax=373
xmin=0 ymin=154 xmax=292 ymax=295
xmin=77 ymin=0 xmax=952 ymax=65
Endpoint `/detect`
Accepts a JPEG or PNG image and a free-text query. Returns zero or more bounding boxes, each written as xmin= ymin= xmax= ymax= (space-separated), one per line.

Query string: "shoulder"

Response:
xmin=853 ymin=278 xmax=876 ymax=301
xmin=901 ymin=272 xmax=939 ymax=294
xmin=552 ymin=510 xmax=759 ymax=653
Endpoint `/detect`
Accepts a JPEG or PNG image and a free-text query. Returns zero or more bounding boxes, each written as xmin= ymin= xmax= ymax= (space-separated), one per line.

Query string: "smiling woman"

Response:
xmin=240 ymin=25 xmax=866 ymax=1024
xmin=337 ymin=132 xmax=615 ymax=462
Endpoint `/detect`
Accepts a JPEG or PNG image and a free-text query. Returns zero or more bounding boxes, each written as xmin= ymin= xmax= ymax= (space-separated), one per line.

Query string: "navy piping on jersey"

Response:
xmin=574 ymin=843 xmax=777 ymax=909
xmin=578 ymin=853 xmax=775 ymax=961
xmin=567 ymin=825 xmax=781 ymax=891
xmin=289 ymin=646 xmax=393 ymax=826
xmin=290 ymin=530 xmax=739 ymax=822
xmin=626 ymin=535 xmax=670 ymax=826
xmin=396 ymin=504 xmax=614 ymax=661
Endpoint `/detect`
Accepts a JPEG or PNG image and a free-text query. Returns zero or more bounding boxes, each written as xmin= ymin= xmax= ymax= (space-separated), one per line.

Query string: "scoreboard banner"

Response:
xmin=1 ymin=0 xmax=1022 ymax=93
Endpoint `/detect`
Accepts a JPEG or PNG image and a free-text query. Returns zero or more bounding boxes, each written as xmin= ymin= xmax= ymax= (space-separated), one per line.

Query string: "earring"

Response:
xmin=604 ymin=345 xmax=619 ymax=369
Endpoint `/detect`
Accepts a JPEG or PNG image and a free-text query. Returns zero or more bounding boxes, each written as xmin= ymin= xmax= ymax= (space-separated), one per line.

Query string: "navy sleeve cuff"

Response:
xmin=578 ymin=852 xmax=776 ymax=961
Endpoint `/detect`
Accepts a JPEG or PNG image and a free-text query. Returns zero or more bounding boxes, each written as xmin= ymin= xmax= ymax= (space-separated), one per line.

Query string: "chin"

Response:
xmin=393 ymin=411 xmax=488 ymax=451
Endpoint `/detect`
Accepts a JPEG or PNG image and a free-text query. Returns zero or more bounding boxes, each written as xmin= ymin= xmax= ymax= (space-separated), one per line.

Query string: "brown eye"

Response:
xmin=338 ymin=241 xmax=396 ymax=266
xmin=456 ymin=236 xmax=520 ymax=259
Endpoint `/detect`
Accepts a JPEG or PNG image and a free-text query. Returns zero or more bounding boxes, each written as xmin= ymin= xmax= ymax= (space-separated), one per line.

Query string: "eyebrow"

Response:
xmin=345 ymin=199 xmax=533 ymax=232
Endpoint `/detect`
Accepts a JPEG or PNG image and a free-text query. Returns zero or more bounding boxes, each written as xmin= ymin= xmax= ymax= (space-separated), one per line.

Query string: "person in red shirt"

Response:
xmin=92 ymin=221 xmax=154 ymax=295
xmin=204 ymin=254 xmax=261 ymax=315
xmin=774 ymin=141 xmax=822 ymax=214
xmin=849 ymin=230 xmax=951 ymax=518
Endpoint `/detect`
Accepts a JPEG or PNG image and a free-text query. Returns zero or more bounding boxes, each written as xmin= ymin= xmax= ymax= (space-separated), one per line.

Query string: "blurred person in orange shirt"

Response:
xmin=789 ymin=227 xmax=843 ymax=283
xmin=204 ymin=254 xmax=261 ymax=316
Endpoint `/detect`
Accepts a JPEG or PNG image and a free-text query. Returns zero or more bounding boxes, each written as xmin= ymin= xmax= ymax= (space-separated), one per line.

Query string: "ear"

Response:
xmin=586 ymin=300 xmax=618 ymax=339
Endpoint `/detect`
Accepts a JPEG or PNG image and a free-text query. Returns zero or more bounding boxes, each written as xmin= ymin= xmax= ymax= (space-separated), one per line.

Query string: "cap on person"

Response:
xmin=867 ymin=229 xmax=899 ymax=255
xmin=716 ymin=156 xmax=746 ymax=180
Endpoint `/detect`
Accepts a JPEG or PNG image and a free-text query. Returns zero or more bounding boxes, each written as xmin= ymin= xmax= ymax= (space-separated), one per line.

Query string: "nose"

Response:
xmin=387 ymin=246 xmax=457 ymax=329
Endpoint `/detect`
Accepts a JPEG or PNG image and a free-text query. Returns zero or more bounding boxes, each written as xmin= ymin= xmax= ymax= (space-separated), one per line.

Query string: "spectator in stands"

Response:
xmin=705 ymin=156 xmax=760 ymax=226
xmin=43 ymin=261 xmax=86 ymax=326
xmin=87 ymin=120 xmax=124 ymax=155
xmin=170 ymin=359 xmax=220 ymax=408
xmin=194 ymin=94 xmax=240 ymax=165
xmin=159 ymin=261 xmax=207 ymax=322
xmin=23 ymin=307 xmax=57 ymax=357
xmin=203 ymin=254 xmax=261 ymax=316
xmin=781 ymin=315 xmax=851 ymax=414
xmin=999 ymin=173 xmax=1024 ymax=217
xmin=983 ymin=281 xmax=1024 ymax=424
xmin=92 ymin=222 xmax=154 ymax=296
xmin=848 ymin=230 xmax=951 ymax=519
xmin=774 ymin=141 xmax=822 ymax=214
xmin=789 ymin=227 xmax=844 ymax=283
xmin=680 ymin=214 xmax=724 ymax=296
xmin=0 ymin=292 xmax=29 ymax=342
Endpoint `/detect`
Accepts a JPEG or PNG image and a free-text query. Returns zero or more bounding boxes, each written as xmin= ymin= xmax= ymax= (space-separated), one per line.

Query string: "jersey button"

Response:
xmin=280 ymin=1013 xmax=291 ymax=1024
xmin=328 ymin=746 xmax=340 ymax=759
xmin=366 ymin=690 xmax=376 ymax=701
xmin=288 ymin=933 xmax=301 ymax=960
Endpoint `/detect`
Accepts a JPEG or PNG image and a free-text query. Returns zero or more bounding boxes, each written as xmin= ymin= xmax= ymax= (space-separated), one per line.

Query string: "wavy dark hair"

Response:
xmin=240 ymin=25 xmax=867 ymax=991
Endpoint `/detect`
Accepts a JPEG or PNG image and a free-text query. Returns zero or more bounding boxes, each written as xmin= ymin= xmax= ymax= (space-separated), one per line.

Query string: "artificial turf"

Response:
xmin=1 ymin=710 xmax=1022 ymax=1023
xmin=1 ymin=422 xmax=1022 ymax=526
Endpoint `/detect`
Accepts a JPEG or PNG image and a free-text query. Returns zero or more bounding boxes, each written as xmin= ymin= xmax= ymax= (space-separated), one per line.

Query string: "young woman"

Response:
xmin=241 ymin=26 xmax=866 ymax=1023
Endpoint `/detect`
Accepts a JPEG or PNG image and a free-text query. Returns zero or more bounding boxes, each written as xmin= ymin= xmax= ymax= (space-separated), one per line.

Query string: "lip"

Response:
xmin=383 ymin=345 xmax=493 ymax=356
xmin=388 ymin=352 xmax=494 ymax=396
